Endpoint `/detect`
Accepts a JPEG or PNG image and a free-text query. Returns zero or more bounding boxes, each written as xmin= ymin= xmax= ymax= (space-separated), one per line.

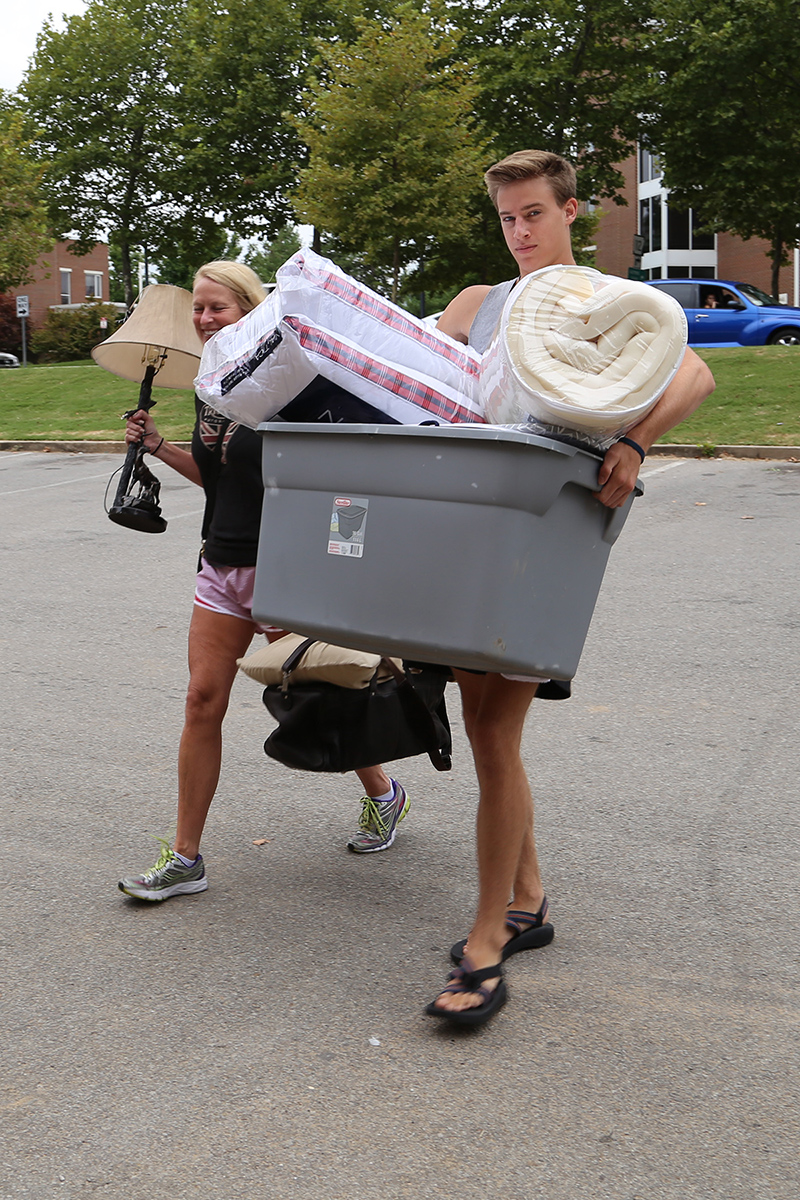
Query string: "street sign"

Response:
xmin=627 ymin=267 xmax=648 ymax=281
xmin=16 ymin=296 xmax=30 ymax=318
xmin=632 ymin=235 xmax=646 ymax=257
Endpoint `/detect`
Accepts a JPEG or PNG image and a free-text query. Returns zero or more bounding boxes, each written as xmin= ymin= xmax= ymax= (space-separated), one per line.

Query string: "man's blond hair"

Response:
xmin=485 ymin=150 xmax=577 ymax=209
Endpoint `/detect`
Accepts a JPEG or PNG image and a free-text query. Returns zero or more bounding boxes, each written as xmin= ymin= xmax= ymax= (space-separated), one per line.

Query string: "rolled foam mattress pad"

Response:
xmin=480 ymin=265 xmax=688 ymax=437
xmin=194 ymin=249 xmax=484 ymax=428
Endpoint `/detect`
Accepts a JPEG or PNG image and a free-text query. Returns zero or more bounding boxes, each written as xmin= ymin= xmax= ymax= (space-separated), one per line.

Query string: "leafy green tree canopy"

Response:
xmin=174 ymin=0 xmax=363 ymax=239
xmin=292 ymin=3 xmax=488 ymax=301
xmin=21 ymin=0 xmax=369 ymax=306
xmin=22 ymin=0 xmax=195 ymax=307
xmin=452 ymin=0 xmax=652 ymax=203
xmin=0 ymin=97 xmax=53 ymax=293
xmin=644 ymin=0 xmax=800 ymax=296
xmin=245 ymin=225 xmax=303 ymax=284
xmin=154 ymin=226 xmax=243 ymax=292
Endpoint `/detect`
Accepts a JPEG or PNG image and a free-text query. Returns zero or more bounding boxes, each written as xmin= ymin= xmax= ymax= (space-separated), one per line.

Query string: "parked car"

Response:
xmin=0 ymin=351 xmax=21 ymax=368
xmin=646 ymin=278 xmax=800 ymax=347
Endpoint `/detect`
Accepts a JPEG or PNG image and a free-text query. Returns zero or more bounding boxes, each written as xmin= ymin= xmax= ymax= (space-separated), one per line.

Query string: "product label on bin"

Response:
xmin=328 ymin=496 xmax=369 ymax=557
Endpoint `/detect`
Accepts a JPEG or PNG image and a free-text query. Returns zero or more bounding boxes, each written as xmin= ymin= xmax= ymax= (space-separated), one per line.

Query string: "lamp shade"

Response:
xmin=92 ymin=284 xmax=200 ymax=389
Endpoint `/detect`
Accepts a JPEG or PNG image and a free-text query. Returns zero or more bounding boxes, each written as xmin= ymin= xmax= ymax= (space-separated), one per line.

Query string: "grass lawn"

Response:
xmin=0 ymin=347 xmax=798 ymax=446
xmin=0 ymin=362 xmax=196 ymax=443
xmin=658 ymin=346 xmax=800 ymax=446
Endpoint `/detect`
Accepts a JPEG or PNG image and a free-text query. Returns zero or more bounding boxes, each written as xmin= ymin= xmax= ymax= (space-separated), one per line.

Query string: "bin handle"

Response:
xmin=551 ymin=451 xmax=642 ymax=543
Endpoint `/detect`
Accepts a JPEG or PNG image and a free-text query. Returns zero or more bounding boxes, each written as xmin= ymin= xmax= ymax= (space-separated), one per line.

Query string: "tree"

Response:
xmin=0 ymin=97 xmax=53 ymax=292
xmin=398 ymin=0 xmax=647 ymax=297
xmin=172 ymin=0 xmax=372 ymax=238
xmin=154 ymin=226 xmax=243 ymax=291
xmin=22 ymin=0 xmax=194 ymax=307
xmin=643 ymin=0 xmax=800 ymax=296
xmin=21 ymin=0 xmax=366 ymax=305
xmin=245 ymin=225 xmax=302 ymax=284
xmin=452 ymin=0 xmax=652 ymax=202
xmin=292 ymin=4 xmax=488 ymax=301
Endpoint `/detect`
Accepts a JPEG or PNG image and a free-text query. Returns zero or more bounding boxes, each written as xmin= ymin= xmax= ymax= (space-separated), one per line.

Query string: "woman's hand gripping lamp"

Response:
xmin=93 ymin=284 xmax=200 ymax=533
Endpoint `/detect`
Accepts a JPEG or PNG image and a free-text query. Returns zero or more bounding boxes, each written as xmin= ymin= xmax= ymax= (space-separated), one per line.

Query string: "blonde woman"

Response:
xmin=119 ymin=262 xmax=407 ymax=901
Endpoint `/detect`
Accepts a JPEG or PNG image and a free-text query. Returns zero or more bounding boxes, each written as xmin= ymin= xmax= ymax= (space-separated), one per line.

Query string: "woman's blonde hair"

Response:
xmin=193 ymin=261 xmax=267 ymax=314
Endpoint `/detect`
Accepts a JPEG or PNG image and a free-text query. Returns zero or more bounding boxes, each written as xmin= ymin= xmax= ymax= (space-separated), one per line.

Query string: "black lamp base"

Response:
xmin=108 ymin=496 xmax=168 ymax=534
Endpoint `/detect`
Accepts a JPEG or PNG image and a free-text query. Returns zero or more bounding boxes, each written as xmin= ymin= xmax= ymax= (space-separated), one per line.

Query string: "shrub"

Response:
xmin=29 ymin=301 xmax=120 ymax=362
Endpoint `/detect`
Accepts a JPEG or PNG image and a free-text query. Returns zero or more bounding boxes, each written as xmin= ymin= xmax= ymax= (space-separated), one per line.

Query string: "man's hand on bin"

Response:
xmin=594 ymin=441 xmax=642 ymax=509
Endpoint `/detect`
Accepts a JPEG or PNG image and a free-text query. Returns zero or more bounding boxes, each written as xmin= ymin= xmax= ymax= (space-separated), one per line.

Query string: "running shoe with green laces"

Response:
xmin=118 ymin=839 xmax=208 ymax=901
xmin=347 ymin=781 xmax=409 ymax=853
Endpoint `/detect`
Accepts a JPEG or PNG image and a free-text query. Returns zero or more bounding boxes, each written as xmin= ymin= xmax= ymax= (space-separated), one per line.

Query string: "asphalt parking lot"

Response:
xmin=1 ymin=449 xmax=798 ymax=1200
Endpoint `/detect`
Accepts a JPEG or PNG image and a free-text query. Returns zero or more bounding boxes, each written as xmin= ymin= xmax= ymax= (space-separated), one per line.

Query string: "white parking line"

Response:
xmin=0 ymin=470 xmax=117 ymax=497
xmin=1 ymin=452 xmax=690 ymax=499
xmin=640 ymin=459 xmax=690 ymax=479
xmin=165 ymin=508 xmax=205 ymax=521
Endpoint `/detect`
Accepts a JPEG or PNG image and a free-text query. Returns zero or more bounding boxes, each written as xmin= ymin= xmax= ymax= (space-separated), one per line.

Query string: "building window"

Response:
xmin=60 ymin=269 xmax=72 ymax=305
xmin=85 ymin=272 xmax=103 ymax=300
xmin=640 ymin=195 xmax=664 ymax=253
xmin=651 ymin=195 xmax=662 ymax=252
xmin=639 ymin=199 xmax=651 ymax=252
xmin=668 ymin=205 xmax=690 ymax=251
xmin=638 ymin=147 xmax=663 ymax=184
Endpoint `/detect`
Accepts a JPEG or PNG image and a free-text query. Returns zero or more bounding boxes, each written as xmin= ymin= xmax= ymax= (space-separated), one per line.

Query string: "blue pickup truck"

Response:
xmin=647 ymin=279 xmax=800 ymax=347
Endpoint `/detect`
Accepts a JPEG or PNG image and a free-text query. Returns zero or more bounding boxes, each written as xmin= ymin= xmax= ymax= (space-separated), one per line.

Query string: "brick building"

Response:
xmin=7 ymin=241 xmax=114 ymax=328
xmin=593 ymin=149 xmax=798 ymax=303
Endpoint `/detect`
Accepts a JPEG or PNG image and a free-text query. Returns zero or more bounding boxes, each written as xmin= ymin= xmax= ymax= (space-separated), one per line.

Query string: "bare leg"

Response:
xmin=173 ymin=606 xmax=258 ymax=860
xmin=174 ymin=612 xmax=393 ymax=859
xmin=355 ymin=765 xmax=392 ymax=796
xmin=431 ymin=671 xmax=541 ymax=1013
xmin=457 ymin=672 xmax=545 ymax=915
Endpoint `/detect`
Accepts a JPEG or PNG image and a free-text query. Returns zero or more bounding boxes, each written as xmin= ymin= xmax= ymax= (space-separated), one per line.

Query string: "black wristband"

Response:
xmin=618 ymin=436 xmax=645 ymax=463
xmin=146 ymin=436 xmax=164 ymax=457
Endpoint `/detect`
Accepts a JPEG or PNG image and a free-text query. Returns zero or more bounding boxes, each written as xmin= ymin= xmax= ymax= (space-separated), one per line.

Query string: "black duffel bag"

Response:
xmin=261 ymin=639 xmax=452 ymax=773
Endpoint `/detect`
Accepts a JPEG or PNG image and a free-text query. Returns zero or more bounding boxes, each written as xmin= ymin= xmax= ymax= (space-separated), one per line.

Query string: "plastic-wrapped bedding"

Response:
xmin=194 ymin=249 xmax=484 ymax=428
xmin=480 ymin=265 xmax=688 ymax=443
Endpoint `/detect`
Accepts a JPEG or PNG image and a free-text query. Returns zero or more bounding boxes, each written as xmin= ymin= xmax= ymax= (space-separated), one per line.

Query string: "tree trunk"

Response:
xmin=771 ymin=229 xmax=784 ymax=299
xmin=312 ymin=227 xmax=321 ymax=254
xmin=121 ymin=239 xmax=134 ymax=309
xmin=392 ymin=237 xmax=400 ymax=304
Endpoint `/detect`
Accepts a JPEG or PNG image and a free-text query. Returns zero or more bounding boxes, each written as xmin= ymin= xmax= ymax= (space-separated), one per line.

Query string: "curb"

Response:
xmin=648 ymin=444 xmax=799 ymax=461
xmin=0 ymin=441 xmax=798 ymax=461
xmin=0 ymin=441 xmax=193 ymax=454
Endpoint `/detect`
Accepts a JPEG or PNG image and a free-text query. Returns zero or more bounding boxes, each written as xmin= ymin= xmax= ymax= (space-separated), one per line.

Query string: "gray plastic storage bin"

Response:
xmin=253 ymin=423 xmax=642 ymax=679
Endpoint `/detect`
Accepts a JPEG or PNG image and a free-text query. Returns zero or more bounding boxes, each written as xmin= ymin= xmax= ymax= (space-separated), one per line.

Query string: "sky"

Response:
xmin=1 ymin=1 xmax=88 ymax=92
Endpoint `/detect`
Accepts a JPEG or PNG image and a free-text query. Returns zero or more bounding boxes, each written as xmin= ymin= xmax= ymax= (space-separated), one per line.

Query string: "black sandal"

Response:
xmin=425 ymin=958 xmax=507 ymax=1027
xmin=449 ymin=898 xmax=554 ymax=965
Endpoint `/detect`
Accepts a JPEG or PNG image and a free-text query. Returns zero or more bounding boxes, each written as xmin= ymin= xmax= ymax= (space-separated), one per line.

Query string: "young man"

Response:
xmin=426 ymin=150 xmax=715 ymax=1026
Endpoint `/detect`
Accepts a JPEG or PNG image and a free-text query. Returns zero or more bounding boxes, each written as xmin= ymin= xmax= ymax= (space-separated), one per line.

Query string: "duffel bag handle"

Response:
xmin=280 ymin=637 xmax=318 ymax=695
xmin=380 ymin=657 xmax=452 ymax=772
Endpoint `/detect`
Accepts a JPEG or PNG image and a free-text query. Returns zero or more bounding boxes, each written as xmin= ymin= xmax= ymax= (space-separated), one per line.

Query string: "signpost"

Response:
xmin=631 ymin=235 xmax=646 ymax=281
xmin=16 ymin=296 xmax=29 ymax=367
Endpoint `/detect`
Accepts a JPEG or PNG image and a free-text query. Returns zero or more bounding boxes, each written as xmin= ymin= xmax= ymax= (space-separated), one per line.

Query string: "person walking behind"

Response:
xmin=119 ymin=261 xmax=408 ymax=902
